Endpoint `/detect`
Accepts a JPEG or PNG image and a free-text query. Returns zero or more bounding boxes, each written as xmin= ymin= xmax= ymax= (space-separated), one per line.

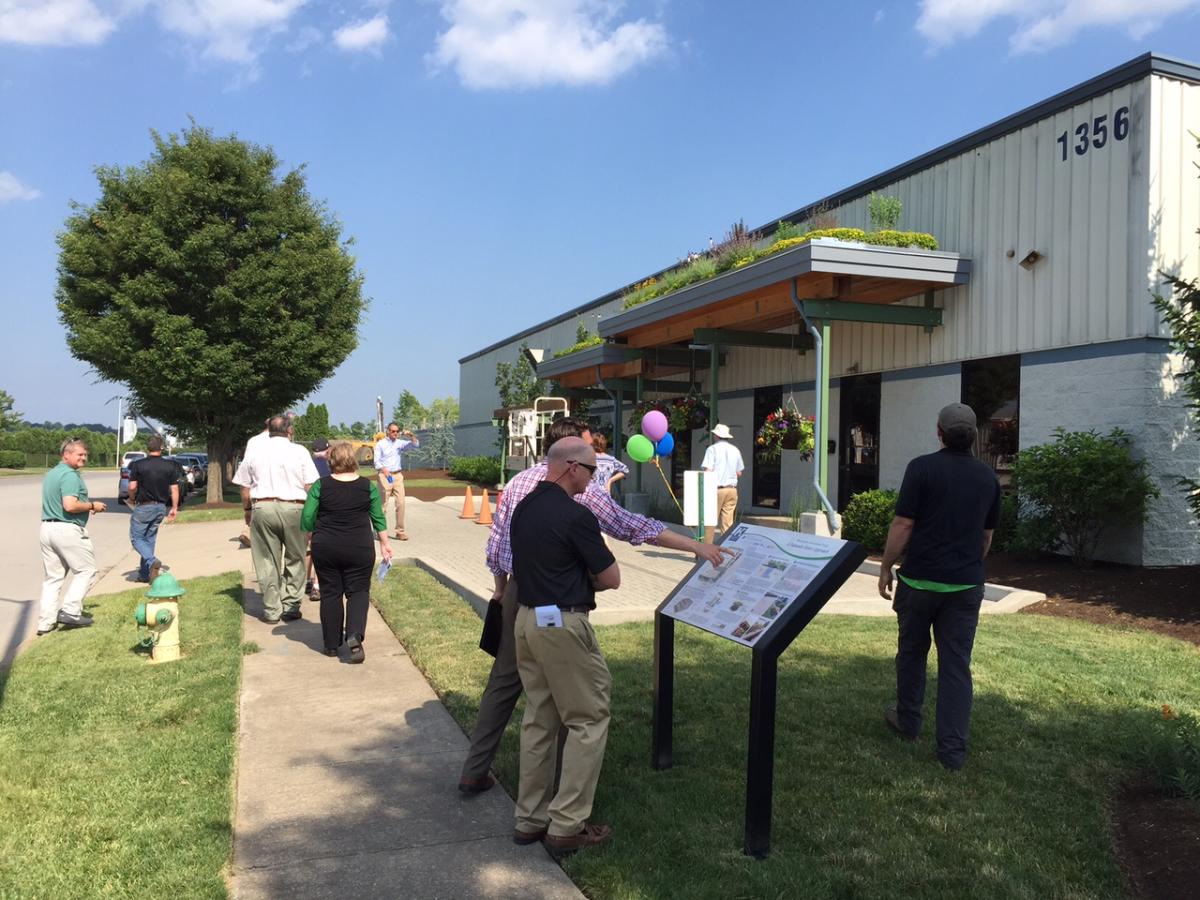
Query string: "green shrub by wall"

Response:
xmin=449 ymin=455 xmax=501 ymax=486
xmin=841 ymin=489 xmax=898 ymax=551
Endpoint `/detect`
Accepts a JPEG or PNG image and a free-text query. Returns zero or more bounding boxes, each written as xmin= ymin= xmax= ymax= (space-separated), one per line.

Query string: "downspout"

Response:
xmin=791 ymin=280 xmax=840 ymax=534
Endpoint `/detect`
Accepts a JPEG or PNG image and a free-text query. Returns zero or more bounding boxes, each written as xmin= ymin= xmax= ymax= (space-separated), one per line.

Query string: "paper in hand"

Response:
xmin=376 ymin=559 xmax=391 ymax=581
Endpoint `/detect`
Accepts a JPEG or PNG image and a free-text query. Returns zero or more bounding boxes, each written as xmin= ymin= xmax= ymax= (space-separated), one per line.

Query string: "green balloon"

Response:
xmin=627 ymin=434 xmax=655 ymax=463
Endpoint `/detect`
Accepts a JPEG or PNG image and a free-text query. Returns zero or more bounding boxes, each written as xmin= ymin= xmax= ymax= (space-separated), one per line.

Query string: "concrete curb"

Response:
xmin=396 ymin=557 xmax=490 ymax=619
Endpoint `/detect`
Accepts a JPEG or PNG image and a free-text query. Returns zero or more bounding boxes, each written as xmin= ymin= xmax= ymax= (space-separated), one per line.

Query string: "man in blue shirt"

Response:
xmin=374 ymin=422 xmax=419 ymax=541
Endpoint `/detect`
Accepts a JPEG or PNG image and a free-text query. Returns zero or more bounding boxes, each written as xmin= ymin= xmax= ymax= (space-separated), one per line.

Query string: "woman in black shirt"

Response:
xmin=301 ymin=442 xmax=392 ymax=662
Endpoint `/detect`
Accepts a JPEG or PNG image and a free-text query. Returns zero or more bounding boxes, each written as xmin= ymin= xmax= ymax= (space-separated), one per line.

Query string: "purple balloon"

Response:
xmin=641 ymin=410 xmax=669 ymax=442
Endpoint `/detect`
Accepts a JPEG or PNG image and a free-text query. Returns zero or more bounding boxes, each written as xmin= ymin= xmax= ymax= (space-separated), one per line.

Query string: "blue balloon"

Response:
xmin=655 ymin=433 xmax=675 ymax=456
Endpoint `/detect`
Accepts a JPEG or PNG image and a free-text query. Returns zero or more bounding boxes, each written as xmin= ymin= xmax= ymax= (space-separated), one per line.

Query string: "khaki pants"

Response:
xmin=39 ymin=521 xmax=96 ymax=631
xmin=249 ymin=502 xmax=307 ymax=619
xmin=717 ymin=486 xmax=739 ymax=533
xmin=514 ymin=605 xmax=611 ymax=837
xmin=377 ymin=472 xmax=406 ymax=536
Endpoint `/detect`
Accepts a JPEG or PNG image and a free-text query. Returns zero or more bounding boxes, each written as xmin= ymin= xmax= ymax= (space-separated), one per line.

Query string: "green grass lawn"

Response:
xmin=175 ymin=483 xmax=244 ymax=523
xmin=373 ymin=568 xmax=1199 ymax=900
xmin=0 ymin=572 xmax=245 ymax=897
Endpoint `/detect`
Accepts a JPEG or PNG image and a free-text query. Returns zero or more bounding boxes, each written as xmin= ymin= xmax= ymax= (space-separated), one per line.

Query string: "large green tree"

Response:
xmin=392 ymin=389 xmax=427 ymax=430
xmin=0 ymin=390 xmax=22 ymax=431
xmin=57 ymin=124 xmax=365 ymax=501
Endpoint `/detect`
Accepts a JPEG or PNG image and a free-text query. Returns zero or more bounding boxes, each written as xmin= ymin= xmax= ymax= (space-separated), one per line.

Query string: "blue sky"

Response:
xmin=3 ymin=0 xmax=1200 ymax=428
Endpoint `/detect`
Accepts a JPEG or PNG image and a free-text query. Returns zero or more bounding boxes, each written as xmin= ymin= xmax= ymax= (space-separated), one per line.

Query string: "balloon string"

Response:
xmin=653 ymin=457 xmax=684 ymax=517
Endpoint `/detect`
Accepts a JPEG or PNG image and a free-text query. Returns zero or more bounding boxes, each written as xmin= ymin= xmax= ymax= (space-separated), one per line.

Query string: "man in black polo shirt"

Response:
xmin=510 ymin=436 xmax=621 ymax=856
xmin=877 ymin=403 xmax=1001 ymax=771
xmin=127 ymin=435 xmax=180 ymax=583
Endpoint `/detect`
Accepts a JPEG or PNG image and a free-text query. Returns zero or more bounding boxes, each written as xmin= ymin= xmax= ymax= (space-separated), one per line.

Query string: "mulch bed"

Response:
xmin=1111 ymin=775 xmax=1200 ymax=900
xmin=981 ymin=553 xmax=1200 ymax=647
xmin=178 ymin=470 xmax=486 ymax=508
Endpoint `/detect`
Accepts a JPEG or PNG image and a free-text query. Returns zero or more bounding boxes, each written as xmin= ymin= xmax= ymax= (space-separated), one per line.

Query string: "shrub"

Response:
xmin=1010 ymin=428 xmax=1159 ymax=567
xmin=0 ymin=450 xmax=24 ymax=468
xmin=449 ymin=455 xmax=501 ymax=486
xmin=1148 ymin=705 xmax=1200 ymax=802
xmin=991 ymin=490 xmax=1060 ymax=556
xmin=841 ymin=489 xmax=898 ymax=551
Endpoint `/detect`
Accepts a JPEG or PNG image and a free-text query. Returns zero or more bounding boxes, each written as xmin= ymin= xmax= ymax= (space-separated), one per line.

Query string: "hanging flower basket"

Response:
xmin=628 ymin=397 xmax=708 ymax=435
xmin=755 ymin=408 xmax=815 ymax=461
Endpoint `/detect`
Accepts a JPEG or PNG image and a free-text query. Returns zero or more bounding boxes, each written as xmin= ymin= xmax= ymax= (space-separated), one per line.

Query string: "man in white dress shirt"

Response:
xmin=234 ymin=414 xmax=318 ymax=622
xmin=701 ymin=423 xmax=745 ymax=537
xmin=374 ymin=422 xmax=419 ymax=541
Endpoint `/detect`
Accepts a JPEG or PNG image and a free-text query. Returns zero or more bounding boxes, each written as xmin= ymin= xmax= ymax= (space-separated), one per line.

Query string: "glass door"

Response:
xmin=837 ymin=374 xmax=881 ymax=509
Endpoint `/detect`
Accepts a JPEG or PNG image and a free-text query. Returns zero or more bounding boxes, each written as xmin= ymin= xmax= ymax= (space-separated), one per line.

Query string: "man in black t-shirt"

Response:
xmin=877 ymin=403 xmax=1001 ymax=771
xmin=509 ymin=437 xmax=620 ymax=856
xmin=127 ymin=435 xmax=180 ymax=583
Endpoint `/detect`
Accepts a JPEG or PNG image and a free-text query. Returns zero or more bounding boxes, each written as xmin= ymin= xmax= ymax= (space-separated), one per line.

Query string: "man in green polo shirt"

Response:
xmin=877 ymin=403 xmax=1001 ymax=771
xmin=38 ymin=438 xmax=107 ymax=636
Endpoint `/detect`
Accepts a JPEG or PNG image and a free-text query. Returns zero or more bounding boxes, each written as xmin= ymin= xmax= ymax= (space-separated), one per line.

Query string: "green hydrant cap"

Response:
xmin=134 ymin=603 xmax=147 ymax=626
xmin=155 ymin=608 xmax=174 ymax=625
xmin=146 ymin=572 xmax=186 ymax=599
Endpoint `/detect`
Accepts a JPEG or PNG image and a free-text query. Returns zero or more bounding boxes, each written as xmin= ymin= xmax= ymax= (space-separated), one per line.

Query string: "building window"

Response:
xmin=961 ymin=355 xmax=1020 ymax=481
xmin=752 ymin=385 xmax=783 ymax=509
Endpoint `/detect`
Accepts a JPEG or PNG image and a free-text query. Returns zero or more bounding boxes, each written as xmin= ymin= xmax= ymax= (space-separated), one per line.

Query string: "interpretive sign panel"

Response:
xmin=652 ymin=522 xmax=866 ymax=859
xmin=661 ymin=524 xmax=847 ymax=647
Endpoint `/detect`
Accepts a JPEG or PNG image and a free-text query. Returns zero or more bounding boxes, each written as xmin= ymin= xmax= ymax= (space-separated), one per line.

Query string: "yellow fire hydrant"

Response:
xmin=134 ymin=572 xmax=185 ymax=663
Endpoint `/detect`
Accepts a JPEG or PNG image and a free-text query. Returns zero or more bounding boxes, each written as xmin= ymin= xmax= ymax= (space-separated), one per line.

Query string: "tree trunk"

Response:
xmin=207 ymin=435 xmax=237 ymax=504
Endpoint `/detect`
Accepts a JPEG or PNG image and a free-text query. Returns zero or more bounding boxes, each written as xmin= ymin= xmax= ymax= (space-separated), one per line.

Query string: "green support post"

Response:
xmin=819 ymin=320 xmax=831 ymax=495
xmin=635 ymin=375 xmax=644 ymax=492
xmin=614 ymin=388 xmax=624 ymax=474
xmin=709 ymin=342 xmax=720 ymax=431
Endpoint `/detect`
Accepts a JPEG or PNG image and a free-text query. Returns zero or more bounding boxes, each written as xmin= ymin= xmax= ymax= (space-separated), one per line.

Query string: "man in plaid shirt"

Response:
xmin=459 ymin=418 xmax=730 ymax=796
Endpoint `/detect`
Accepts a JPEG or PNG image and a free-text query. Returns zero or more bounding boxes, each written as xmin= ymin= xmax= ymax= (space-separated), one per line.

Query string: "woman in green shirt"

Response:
xmin=301 ymin=442 xmax=391 ymax=662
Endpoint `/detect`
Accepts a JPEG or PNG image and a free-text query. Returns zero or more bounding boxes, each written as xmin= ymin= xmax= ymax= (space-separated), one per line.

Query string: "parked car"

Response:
xmin=120 ymin=450 xmax=146 ymax=468
xmin=175 ymin=453 xmax=207 ymax=487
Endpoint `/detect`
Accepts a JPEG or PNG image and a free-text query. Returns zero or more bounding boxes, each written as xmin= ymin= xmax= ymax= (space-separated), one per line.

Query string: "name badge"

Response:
xmin=535 ymin=606 xmax=564 ymax=629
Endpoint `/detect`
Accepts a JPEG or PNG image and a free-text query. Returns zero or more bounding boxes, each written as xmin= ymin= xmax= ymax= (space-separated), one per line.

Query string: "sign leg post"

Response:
xmin=744 ymin=651 xmax=778 ymax=859
xmin=651 ymin=611 xmax=674 ymax=769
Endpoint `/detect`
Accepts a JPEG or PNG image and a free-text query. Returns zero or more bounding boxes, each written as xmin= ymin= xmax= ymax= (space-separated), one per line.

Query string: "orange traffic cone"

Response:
xmin=459 ymin=486 xmax=476 ymax=519
xmin=475 ymin=488 xmax=493 ymax=526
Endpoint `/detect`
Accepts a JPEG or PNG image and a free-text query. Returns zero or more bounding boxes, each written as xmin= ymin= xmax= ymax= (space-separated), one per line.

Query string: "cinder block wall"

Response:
xmin=1020 ymin=341 xmax=1198 ymax=566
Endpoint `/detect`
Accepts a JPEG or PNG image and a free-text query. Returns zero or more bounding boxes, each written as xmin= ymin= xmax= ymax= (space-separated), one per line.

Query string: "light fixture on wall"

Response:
xmin=522 ymin=346 xmax=546 ymax=367
xmin=1019 ymin=250 xmax=1044 ymax=270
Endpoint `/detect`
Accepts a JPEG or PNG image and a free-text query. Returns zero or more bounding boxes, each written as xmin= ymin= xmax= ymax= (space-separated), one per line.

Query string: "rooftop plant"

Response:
xmin=553 ymin=323 xmax=604 ymax=358
xmin=621 ymin=225 xmax=939 ymax=310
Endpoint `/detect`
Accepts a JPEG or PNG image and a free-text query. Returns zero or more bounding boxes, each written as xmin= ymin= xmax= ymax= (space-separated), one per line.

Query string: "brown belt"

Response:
xmin=254 ymin=498 xmax=304 ymax=505
xmin=560 ymin=606 xmax=591 ymax=615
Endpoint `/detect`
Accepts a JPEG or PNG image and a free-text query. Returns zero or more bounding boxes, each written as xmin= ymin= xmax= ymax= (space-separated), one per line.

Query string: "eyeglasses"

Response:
xmin=388 ymin=429 xmax=399 ymax=434
xmin=568 ymin=460 xmax=597 ymax=474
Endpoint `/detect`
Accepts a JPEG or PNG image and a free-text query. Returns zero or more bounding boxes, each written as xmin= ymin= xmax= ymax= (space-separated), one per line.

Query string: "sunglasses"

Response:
xmin=569 ymin=460 xmax=597 ymax=474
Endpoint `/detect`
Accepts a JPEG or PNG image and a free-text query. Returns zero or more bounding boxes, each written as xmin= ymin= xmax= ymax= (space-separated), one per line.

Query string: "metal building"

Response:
xmin=457 ymin=53 xmax=1200 ymax=566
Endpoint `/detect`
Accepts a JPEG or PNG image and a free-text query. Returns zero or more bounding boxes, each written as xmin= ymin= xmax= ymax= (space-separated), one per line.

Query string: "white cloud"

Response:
xmin=0 ymin=171 xmax=40 ymax=203
xmin=916 ymin=0 xmax=1200 ymax=53
xmin=873 ymin=8 xmax=885 ymax=24
xmin=153 ymin=0 xmax=308 ymax=63
xmin=333 ymin=12 xmax=387 ymax=52
xmin=0 ymin=0 xmax=116 ymax=45
xmin=431 ymin=0 xmax=669 ymax=89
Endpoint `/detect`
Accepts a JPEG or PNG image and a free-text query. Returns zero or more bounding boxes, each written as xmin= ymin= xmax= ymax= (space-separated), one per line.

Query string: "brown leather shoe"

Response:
xmin=457 ymin=774 xmax=495 ymax=795
xmin=395 ymin=531 xmax=409 ymax=541
xmin=512 ymin=827 xmax=546 ymax=845
xmin=544 ymin=823 xmax=613 ymax=856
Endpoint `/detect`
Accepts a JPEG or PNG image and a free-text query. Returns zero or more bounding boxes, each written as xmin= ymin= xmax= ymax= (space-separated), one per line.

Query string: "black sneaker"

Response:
xmin=346 ymin=634 xmax=365 ymax=664
xmin=56 ymin=611 xmax=93 ymax=629
xmin=280 ymin=609 xmax=302 ymax=622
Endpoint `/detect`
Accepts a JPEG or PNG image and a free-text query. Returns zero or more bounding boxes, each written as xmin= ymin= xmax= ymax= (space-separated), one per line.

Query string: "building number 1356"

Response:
xmin=1057 ymin=106 xmax=1130 ymax=161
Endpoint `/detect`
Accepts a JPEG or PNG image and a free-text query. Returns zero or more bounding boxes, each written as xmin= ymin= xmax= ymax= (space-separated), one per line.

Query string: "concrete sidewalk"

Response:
xmin=229 ymin=535 xmax=581 ymax=899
